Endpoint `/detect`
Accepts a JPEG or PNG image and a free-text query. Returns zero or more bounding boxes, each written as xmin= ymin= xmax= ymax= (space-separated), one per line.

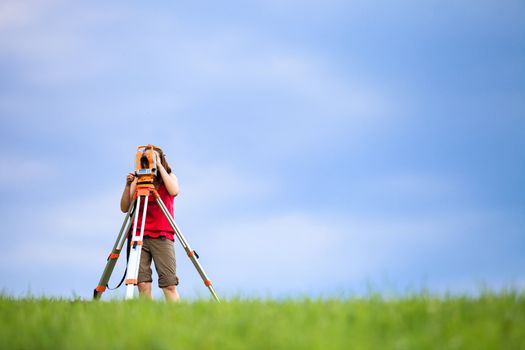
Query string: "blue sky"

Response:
xmin=0 ymin=0 xmax=524 ymax=299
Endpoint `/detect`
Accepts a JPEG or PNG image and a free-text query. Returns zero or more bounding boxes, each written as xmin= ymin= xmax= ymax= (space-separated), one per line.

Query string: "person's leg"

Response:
xmin=162 ymin=285 xmax=180 ymax=302
xmin=137 ymin=238 xmax=153 ymax=299
xmin=138 ymin=282 xmax=153 ymax=299
xmin=150 ymin=237 xmax=180 ymax=302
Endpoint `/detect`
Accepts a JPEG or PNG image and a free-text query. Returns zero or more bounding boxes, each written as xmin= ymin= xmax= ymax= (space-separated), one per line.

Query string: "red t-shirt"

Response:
xmin=133 ymin=182 xmax=175 ymax=241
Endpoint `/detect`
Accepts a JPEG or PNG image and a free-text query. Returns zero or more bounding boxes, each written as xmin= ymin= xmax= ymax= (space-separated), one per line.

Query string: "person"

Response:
xmin=119 ymin=146 xmax=180 ymax=302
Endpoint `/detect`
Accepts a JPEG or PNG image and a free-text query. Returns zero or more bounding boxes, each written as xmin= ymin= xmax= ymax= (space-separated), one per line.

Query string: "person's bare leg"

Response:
xmin=138 ymin=282 xmax=152 ymax=299
xmin=162 ymin=285 xmax=180 ymax=302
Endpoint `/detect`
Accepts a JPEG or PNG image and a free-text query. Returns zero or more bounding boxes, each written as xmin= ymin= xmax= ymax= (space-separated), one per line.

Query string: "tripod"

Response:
xmin=93 ymin=182 xmax=220 ymax=301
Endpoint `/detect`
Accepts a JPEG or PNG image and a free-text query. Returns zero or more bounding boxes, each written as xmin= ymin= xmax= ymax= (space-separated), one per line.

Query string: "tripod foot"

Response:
xmin=93 ymin=285 xmax=106 ymax=300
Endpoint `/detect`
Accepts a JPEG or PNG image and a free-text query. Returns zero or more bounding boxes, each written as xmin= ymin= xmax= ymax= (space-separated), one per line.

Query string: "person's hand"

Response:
xmin=126 ymin=172 xmax=135 ymax=186
xmin=154 ymin=151 xmax=165 ymax=169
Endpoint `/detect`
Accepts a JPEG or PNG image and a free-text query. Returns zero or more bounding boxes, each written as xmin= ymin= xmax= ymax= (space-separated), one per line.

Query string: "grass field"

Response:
xmin=1 ymin=291 xmax=524 ymax=349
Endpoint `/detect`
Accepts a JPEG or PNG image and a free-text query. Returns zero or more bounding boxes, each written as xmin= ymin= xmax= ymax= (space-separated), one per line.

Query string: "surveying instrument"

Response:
xmin=93 ymin=145 xmax=220 ymax=301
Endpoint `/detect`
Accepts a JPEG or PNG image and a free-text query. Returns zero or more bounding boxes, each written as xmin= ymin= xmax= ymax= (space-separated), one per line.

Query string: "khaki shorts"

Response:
xmin=138 ymin=236 xmax=179 ymax=288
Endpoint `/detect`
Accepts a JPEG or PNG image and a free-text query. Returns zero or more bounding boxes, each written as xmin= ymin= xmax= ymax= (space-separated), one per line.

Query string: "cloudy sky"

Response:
xmin=1 ymin=0 xmax=524 ymax=299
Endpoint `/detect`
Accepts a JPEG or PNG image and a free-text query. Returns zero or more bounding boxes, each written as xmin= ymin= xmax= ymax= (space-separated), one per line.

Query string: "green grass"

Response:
xmin=1 ymin=292 xmax=524 ymax=349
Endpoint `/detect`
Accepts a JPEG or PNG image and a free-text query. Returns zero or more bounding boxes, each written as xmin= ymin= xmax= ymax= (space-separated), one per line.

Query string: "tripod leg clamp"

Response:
xmin=95 ymin=285 xmax=106 ymax=292
xmin=187 ymin=250 xmax=199 ymax=259
xmin=108 ymin=253 xmax=120 ymax=260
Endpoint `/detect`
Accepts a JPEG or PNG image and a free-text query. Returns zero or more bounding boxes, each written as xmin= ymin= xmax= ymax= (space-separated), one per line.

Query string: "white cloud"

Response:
xmin=200 ymin=212 xmax=346 ymax=293
xmin=1 ymin=238 xmax=99 ymax=268
xmin=175 ymin=162 xmax=277 ymax=214
xmin=165 ymin=25 xmax=410 ymax=156
xmin=44 ymin=190 xmax=124 ymax=238
xmin=2 ymin=0 xmax=521 ymax=298
xmin=357 ymin=173 xmax=468 ymax=199
xmin=0 ymin=0 xmax=122 ymax=85
xmin=0 ymin=1 xmax=407 ymax=158
xmin=0 ymin=154 xmax=57 ymax=188
xmin=0 ymin=0 xmax=55 ymax=30
xmin=0 ymin=188 xmax=125 ymax=269
xmin=1 ymin=192 xmax=518 ymax=296
xmin=0 ymin=160 xmax=274 ymax=267
xmin=189 ymin=207 xmax=508 ymax=295
xmin=176 ymin=31 xmax=399 ymax=117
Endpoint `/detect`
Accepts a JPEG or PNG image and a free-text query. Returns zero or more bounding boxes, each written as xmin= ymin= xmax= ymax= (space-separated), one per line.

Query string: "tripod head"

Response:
xmin=134 ymin=144 xmax=158 ymax=185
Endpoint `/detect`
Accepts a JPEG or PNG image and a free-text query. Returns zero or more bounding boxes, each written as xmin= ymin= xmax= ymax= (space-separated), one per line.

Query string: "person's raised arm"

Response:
xmin=120 ymin=173 xmax=137 ymax=212
xmin=156 ymin=153 xmax=179 ymax=197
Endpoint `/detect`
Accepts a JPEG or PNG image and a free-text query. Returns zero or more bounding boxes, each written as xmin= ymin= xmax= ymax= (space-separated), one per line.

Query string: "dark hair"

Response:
xmin=151 ymin=146 xmax=171 ymax=187
xmin=153 ymin=146 xmax=171 ymax=173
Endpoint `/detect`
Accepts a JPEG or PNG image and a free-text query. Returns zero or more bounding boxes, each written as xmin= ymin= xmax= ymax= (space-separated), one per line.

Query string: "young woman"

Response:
xmin=120 ymin=146 xmax=180 ymax=301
